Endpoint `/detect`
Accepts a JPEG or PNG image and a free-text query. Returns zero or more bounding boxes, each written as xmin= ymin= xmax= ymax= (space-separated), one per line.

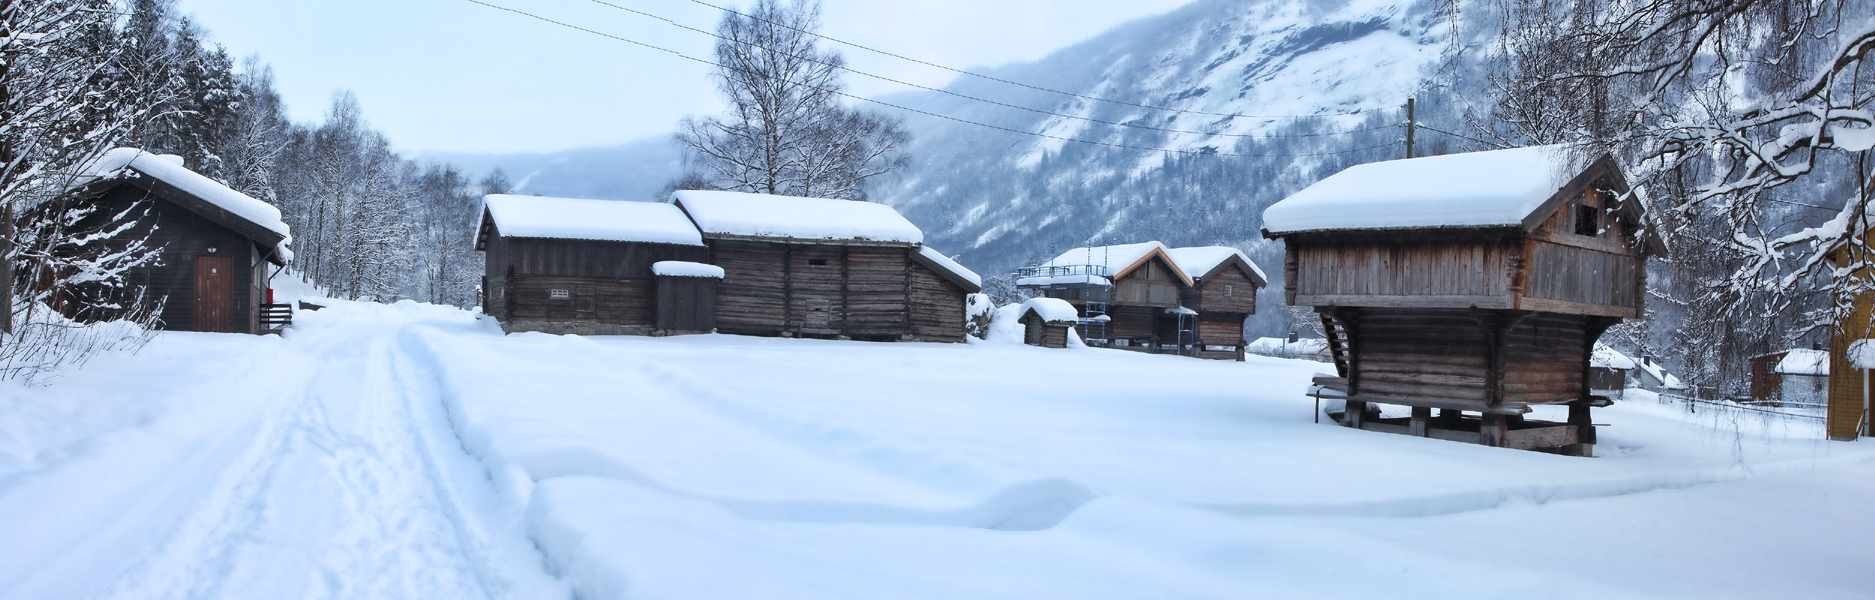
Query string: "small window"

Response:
xmin=549 ymin=289 xmax=570 ymax=300
xmin=1224 ymin=284 xmax=1233 ymax=297
xmin=808 ymin=259 xmax=828 ymax=266
xmin=1574 ymin=203 xmax=1600 ymax=236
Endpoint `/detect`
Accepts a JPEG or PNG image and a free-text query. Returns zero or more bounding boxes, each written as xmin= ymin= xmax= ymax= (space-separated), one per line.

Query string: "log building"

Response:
xmin=62 ymin=148 xmax=292 ymax=334
xmin=1167 ymin=246 xmax=1267 ymax=360
xmin=1017 ymin=297 xmax=1080 ymax=348
xmin=1263 ymin=145 xmax=1661 ymax=455
xmin=476 ymin=195 xmax=710 ymax=335
xmin=670 ymin=190 xmax=980 ymax=343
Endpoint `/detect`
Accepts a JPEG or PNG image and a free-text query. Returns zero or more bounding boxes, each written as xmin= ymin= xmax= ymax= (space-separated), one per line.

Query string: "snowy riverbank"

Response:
xmin=2 ymin=299 xmax=1871 ymax=598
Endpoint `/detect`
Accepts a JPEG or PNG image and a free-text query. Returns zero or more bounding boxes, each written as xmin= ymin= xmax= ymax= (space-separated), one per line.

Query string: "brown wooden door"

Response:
xmin=194 ymin=255 xmax=235 ymax=332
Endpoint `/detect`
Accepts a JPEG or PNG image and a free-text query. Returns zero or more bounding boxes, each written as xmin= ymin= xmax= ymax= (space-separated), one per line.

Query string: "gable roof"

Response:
xmin=1041 ymin=241 xmax=1194 ymax=287
xmin=669 ymin=190 xmax=923 ymax=245
xmin=1018 ymin=297 xmax=1079 ymax=323
xmin=1262 ymin=144 xmax=1637 ymax=237
xmin=73 ymin=148 xmax=292 ymax=265
xmin=1166 ymin=246 xmax=1268 ymax=287
xmin=476 ymin=194 xmax=704 ymax=250
xmin=912 ymin=245 xmax=983 ymax=293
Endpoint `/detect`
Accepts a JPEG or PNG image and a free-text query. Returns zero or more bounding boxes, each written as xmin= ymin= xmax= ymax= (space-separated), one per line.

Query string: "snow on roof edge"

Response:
xmin=77 ymin=148 xmax=293 ymax=262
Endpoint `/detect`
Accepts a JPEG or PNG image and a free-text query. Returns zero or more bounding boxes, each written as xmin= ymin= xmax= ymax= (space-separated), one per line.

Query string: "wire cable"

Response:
xmin=1413 ymin=124 xmax=1506 ymax=148
xmin=584 ymin=0 xmax=1395 ymax=140
xmin=462 ymin=0 xmax=1403 ymax=158
xmin=678 ymin=0 xmax=1382 ymax=120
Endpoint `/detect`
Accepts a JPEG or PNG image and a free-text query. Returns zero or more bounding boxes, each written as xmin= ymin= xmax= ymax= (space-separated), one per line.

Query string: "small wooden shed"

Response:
xmin=62 ymin=148 xmax=291 ymax=334
xmin=1263 ymin=144 xmax=1661 ymax=455
xmin=1017 ymin=242 xmax=1195 ymax=351
xmin=1018 ymin=297 xmax=1080 ymax=348
xmin=1167 ymin=246 xmax=1268 ymax=360
xmin=476 ymin=195 xmax=710 ymax=335
xmin=652 ymin=261 xmax=723 ymax=334
xmin=669 ymin=190 xmax=981 ymax=343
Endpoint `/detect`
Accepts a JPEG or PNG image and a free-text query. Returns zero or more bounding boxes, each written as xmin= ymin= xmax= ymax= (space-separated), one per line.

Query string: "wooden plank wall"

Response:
xmin=1196 ymin=313 xmax=1244 ymax=345
xmin=1501 ymin=312 xmax=1590 ymax=405
xmin=506 ymin=275 xmax=653 ymax=325
xmin=1293 ymin=241 xmax=1514 ymax=306
xmin=1353 ymin=308 xmax=1491 ymax=404
xmin=89 ymin=185 xmax=258 ymax=333
xmin=1196 ymin=268 xmax=1258 ymax=314
xmin=655 ymin=276 xmax=717 ymax=332
xmin=841 ymin=246 xmax=909 ymax=339
xmin=909 ymin=261 xmax=966 ymax=343
xmin=713 ymin=240 xmax=788 ymax=335
xmin=1021 ymin=315 xmax=1069 ymax=348
xmin=505 ymin=238 xmax=706 ymax=279
xmin=1107 ymin=305 xmax=1156 ymax=340
xmin=1522 ymin=240 xmax=1640 ymax=310
xmin=1113 ymin=257 xmax=1181 ymax=306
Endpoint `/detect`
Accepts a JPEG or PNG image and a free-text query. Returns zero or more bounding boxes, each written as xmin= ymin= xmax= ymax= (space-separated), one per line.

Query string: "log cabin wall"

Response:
xmin=709 ymin=239 xmax=931 ymax=340
xmin=841 ymin=246 xmax=911 ymax=340
xmin=506 ymin=276 xmax=652 ymax=325
xmin=655 ymin=276 xmax=717 ymax=333
xmin=1196 ymin=313 xmax=1245 ymax=346
xmin=1195 ymin=267 xmax=1258 ymax=314
xmin=1105 ymin=305 xmax=1157 ymax=340
xmin=1351 ymin=308 xmax=1492 ymax=404
xmin=1502 ymin=312 xmax=1591 ymax=405
xmin=711 ymin=240 xmax=788 ymax=335
xmin=481 ymin=226 xmax=707 ymax=331
xmin=1020 ymin=315 xmax=1069 ymax=348
xmin=909 ymin=261 xmax=967 ymax=343
xmin=1291 ymin=238 xmax=1518 ymax=309
xmin=82 ymin=184 xmax=259 ymax=333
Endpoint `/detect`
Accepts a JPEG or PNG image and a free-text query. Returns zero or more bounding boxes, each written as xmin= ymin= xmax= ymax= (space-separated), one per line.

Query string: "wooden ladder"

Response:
xmin=1319 ymin=313 xmax=1353 ymax=378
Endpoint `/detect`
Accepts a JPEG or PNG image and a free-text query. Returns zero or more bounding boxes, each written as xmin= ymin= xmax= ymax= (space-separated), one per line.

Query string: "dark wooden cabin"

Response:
xmin=1263 ymin=145 xmax=1662 ymax=455
xmin=1016 ymin=242 xmax=1197 ymax=352
xmin=1168 ymin=246 xmax=1268 ymax=360
xmin=477 ymin=195 xmax=710 ymax=335
xmin=1018 ymin=298 xmax=1079 ymax=348
xmin=670 ymin=190 xmax=981 ymax=343
xmin=62 ymin=148 xmax=290 ymax=334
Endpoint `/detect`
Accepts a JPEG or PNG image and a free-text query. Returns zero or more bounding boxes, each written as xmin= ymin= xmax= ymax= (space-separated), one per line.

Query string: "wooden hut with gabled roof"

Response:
xmin=1016 ymin=242 xmax=1196 ymax=351
xmin=1167 ymin=246 xmax=1268 ymax=360
xmin=62 ymin=148 xmax=293 ymax=334
xmin=669 ymin=190 xmax=981 ymax=343
xmin=1262 ymin=144 xmax=1663 ymax=455
xmin=476 ymin=194 xmax=710 ymax=335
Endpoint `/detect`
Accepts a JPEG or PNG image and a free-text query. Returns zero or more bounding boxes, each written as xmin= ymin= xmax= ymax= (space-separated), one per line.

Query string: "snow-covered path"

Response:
xmin=2 ymin=299 xmax=1872 ymax=599
xmin=0 ymin=305 xmax=562 ymax=600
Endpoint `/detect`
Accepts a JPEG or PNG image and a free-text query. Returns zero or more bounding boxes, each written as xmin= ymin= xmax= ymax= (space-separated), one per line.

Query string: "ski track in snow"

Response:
xmin=92 ymin=319 xmax=554 ymax=600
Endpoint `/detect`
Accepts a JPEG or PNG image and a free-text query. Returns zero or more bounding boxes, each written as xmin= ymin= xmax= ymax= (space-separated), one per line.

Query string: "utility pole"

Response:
xmin=1405 ymin=97 xmax=1416 ymax=159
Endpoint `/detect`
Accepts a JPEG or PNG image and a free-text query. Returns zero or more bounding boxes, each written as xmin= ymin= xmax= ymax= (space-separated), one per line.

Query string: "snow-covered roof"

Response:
xmin=1849 ymin=340 xmax=1875 ymax=370
xmin=76 ymin=148 xmax=293 ymax=263
xmin=1775 ymin=349 xmax=1830 ymax=376
xmin=1015 ymin=274 xmax=1112 ymax=287
xmin=1166 ymin=246 xmax=1267 ymax=284
xmin=670 ymin=190 xmax=923 ymax=244
xmin=1591 ymin=342 xmax=1637 ymax=370
xmin=480 ymin=195 xmax=704 ymax=246
xmin=913 ymin=246 xmax=983 ymax=292
xmin=1019 ymin=297 xmax=1080 ymax=323
xmin=651 ymin=261 xmax=724 ymax=279
xmin=1041 ymin=241 xmax=1191 ymax=285
xmin=1263 ymin=144 xmax=1598 ymax=234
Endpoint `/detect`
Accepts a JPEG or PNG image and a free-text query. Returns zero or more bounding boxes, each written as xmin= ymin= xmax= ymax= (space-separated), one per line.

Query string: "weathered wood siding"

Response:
xmin=709 ymin=240 xmax=927 ymax=340
xmin=500 ymin=236 xmax=707 ymax=279
xmin=1106 ymin=305 xmax=1157 ymax=340
xmin=712 ymin=240 xmax=788 ymax=335
xmin=1113 ymin=256 xmax=1182 ymax=307
xmin=1196 ymin=313 xmax=1245 ymax=345
xmin=1345 ymin=308 xmax=1594 ymax=407
xmin=909 ymin=260 xmax=966 ymax=343
xmin=1021 ymin=315 xmax=1069 ymax=348
xmin=1292 ymin=240 xmax=1516 ymax=308
xmin=504 ymin=275 xmax=652 ymax=325
xmin=83 ymin=184 xmax=260 ymax=333
xmin=1195 ymin=267 xmax=1258 ymax=314
xmin=1520 ymin=236 xmax=1641 ymax=316
xmin=655 ymin=276 xmax=717 ymax=332
xmin=841 ymin=246 xmax=910 ymax=339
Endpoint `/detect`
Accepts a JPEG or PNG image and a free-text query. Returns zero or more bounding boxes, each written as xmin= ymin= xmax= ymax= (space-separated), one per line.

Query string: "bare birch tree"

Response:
xmin=675 ymin=0 xmax=907 ymax=200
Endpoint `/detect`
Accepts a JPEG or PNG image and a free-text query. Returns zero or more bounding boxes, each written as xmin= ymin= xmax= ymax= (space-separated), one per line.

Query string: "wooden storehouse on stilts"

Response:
xmin=1166 ymin=246 xmax=1267 ymax=360
xmin=62 ymin=148 xmax=293 ymax=334
xmin=1016 ymin=242 xmax=1194 ymax=352
xmin=1262 ymin=145 xmax=1661 ymax=455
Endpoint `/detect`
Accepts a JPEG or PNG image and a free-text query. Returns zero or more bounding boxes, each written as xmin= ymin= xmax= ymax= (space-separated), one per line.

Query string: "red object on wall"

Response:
xmin=267 ymin=288 xmax=274 ymax=304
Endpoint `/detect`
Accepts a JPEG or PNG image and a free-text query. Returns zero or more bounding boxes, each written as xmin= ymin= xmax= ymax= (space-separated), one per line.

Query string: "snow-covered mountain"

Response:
xmin=870 ymin=0 xmax=1481 ymax=285
xmin=416 ymin=136 xmax=683 ymax=202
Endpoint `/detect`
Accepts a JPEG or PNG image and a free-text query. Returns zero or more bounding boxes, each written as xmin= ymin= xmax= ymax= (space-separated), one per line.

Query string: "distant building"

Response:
xmin=1246 ymin=336 xmax=1331 ymax=362
xmin=1017 ymin=297 xmax=1079 ymax=348
xmin=1015 ymin=242 xmax=1266 ymax=359
xmin=62 ymin=148 xmax=292 ymax=334
xmin=1750 ymin=349 xmax=1828 ymax=407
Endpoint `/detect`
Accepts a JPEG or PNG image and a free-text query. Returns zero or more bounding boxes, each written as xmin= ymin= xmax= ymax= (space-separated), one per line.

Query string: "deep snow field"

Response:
xmin=1 ymin=299 xmax=1871 ymax=599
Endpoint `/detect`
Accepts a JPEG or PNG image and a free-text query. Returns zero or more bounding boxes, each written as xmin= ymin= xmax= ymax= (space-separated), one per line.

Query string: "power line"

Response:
xmin=677 ymin=0 xmax=1382 ymax=120
xmin=461 ymin=0 xmax=1401 ymax=158
xmin=1413 ymin=124 xmax=1506 ymax=148
xmin=583 ymin=0 xmax=1395 ymax=140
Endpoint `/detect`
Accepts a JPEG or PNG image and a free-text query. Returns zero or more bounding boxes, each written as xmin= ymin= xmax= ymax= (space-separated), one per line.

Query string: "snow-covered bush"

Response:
xmin=964 ymin=293 xmax=994 ymax=340
xmin=0 ymin=293 xmax=161 ymax=383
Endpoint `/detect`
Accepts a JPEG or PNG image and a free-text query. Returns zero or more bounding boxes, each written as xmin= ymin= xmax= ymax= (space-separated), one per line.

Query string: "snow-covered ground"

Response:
xmin=2 ymin=300 xmax=1871 ymax=599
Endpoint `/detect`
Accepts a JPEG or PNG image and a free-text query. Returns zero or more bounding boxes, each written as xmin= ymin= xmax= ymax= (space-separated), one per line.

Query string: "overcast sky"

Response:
xmin=175 ymin=0 xmax=1198 ymax=156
